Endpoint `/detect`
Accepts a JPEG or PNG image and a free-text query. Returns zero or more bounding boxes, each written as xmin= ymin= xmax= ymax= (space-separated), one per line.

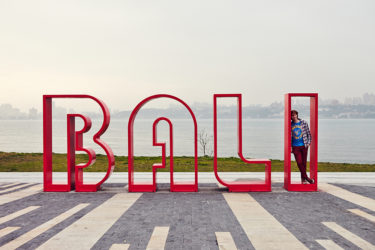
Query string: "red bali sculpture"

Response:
xmin=128 ymin=94 xmax=198 ymax=192
xmin=43 ymin=95 xmax=115 ymax=192
xmin=213 ymin=94 xmax=272 ymax=192
xmin=284 ymin=93 xmax=318 ymax=191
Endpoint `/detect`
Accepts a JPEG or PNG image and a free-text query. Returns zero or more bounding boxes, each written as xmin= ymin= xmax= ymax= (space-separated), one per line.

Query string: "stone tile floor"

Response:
xmin=0 ymin=174 xmax=374 ymax=249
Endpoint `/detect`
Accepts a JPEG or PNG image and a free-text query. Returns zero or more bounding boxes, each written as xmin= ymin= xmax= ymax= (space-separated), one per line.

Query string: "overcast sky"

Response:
xmin=1 ymin=0 xmax=374 ymax=112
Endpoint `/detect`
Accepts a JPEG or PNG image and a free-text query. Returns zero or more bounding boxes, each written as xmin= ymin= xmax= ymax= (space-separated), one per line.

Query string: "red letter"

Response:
xmin=213 ymin=94 xmax=271 ymax=192
xmin=128 ymin=94 xmax=198 ymax=192
xmin=284 ymin=93 xmax=318 ymax=191
xmin=43 ymin=95 xmax=114 ymax=192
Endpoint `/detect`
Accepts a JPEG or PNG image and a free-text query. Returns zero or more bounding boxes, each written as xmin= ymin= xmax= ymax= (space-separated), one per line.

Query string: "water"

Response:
xmin=0 ymin=119 xmax=374 ymax=164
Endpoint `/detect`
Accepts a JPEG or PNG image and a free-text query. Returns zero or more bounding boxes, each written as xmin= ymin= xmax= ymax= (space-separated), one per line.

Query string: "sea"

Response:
xmin=0 ymin=119 xmax=374 ymax=164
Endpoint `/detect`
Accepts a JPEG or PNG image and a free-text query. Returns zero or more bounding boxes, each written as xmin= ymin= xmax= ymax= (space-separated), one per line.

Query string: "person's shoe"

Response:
xmin=306 ymin=177 xmax=315 ymax=184
xmin=301 ymin=179 xmax=308 ymax=184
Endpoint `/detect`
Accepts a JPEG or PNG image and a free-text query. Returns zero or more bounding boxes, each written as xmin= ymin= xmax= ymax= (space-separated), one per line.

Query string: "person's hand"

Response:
xmin=305 ymin=144 xmax=310 ymax=148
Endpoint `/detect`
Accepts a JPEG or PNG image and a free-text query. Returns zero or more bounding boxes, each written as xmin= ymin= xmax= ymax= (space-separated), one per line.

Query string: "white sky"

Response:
xmin=1 ymin=0 xmax=374 ymax=112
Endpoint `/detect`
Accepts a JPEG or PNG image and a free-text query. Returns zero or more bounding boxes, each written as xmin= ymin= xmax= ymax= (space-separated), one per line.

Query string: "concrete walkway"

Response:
xmin=0 ymin=173 xmax=374 ymax=249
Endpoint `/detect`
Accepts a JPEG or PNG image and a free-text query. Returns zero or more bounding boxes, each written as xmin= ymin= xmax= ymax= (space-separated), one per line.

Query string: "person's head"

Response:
xmin=291 ymin=110 xmax=299 ymax=122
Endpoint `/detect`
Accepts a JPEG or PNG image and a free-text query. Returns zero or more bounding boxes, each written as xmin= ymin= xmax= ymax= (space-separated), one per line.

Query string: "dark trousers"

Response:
xmin=292 ymin=146 xmax=309 ymax=180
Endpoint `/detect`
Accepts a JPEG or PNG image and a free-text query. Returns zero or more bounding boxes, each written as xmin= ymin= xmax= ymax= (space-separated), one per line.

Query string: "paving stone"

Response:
xmin=334 ymin=183 xmax=375 ymax=200
xmin=0 ymin=182 xmax=374 ymax=249
xmin=0 ymin=192 xmax=114 ymax=249
xmin=92 ymin=192 xmax=253 ymax=250
xmin=251 ymin=191 xmax=375 ymax=249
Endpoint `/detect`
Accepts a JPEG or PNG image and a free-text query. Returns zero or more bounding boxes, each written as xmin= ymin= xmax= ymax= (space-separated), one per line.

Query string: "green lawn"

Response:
xmin=0 ymin=152 xmax=374 ymax=172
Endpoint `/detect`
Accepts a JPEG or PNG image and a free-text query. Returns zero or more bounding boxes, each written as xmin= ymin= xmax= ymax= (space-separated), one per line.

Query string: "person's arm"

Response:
xmin=304 ymin=121 xmax=312 ymax=147
xmin=291 ymin=123 xmax=293 ymax=153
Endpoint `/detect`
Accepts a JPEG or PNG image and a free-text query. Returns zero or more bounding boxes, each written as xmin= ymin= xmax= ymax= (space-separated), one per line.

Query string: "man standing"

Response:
xmin=291 ymin=110 xmax=314 ymax=184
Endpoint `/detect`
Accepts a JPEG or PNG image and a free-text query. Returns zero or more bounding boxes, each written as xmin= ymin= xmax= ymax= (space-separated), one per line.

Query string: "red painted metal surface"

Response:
xmin=284 ymin=93 xmax=318 ymax=191
xmin=213 ymin=94 xmax=271 ymax=192
xmin=128 ymin=94 xmax=198 ymax=192
xmin=43 ymin=95 xmax=115 ymax=192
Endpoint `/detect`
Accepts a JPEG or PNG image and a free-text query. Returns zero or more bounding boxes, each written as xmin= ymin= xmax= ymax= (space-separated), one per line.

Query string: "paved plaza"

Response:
xmin=0 ymin=173 xmax=374 ymax=249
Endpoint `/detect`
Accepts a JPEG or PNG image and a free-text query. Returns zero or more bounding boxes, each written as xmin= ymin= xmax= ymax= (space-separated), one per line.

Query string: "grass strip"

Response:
xmin=0 ymin=152 xmax=374 ymax=172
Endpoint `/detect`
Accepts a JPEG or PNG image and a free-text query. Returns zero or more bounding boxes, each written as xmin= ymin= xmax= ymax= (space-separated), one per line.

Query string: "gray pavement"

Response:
xmin=0 ymin=173 xmax=374 ymax=249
